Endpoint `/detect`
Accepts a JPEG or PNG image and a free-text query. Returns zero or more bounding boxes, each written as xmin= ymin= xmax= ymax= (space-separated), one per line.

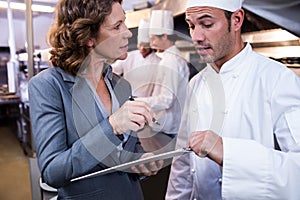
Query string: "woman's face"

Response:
xmin=93 ymin=2 xmax=132 ymax=61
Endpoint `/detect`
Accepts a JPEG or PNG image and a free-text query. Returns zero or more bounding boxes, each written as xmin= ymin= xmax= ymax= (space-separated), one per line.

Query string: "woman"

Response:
xmin=29 ymin=0 xmax=161 ymax=199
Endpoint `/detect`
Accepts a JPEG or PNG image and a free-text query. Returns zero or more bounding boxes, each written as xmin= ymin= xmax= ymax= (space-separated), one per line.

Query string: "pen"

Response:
xmin=129 ymin=96 xmax=160 ymax=125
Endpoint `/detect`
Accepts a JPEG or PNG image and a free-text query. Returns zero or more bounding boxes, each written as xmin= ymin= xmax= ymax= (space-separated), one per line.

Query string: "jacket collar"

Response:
xmin=218 ymin=43 xmax=252 ymax=75
xmin=56 ymin=67 xmax=76 ymax=83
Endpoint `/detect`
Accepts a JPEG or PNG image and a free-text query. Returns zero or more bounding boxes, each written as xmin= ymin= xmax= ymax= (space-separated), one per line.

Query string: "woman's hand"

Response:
xmin=130 ymin=153 xmax=164 ymax=176
xmin=109 ymin=100 xmax=155 ymax=135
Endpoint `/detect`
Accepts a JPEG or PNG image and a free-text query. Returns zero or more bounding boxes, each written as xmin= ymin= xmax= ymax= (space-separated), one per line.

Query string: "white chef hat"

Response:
xmin=149 ymin=10 xmax=174 ymax=35
xmin=186 ymin=0 xmax=244 ymax=12
xmin=137 ymin=18 xmax=151 ymax=43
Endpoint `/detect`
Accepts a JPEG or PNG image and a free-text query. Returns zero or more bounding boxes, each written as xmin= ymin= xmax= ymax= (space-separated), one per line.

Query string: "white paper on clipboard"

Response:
xmin=71 ymin=148 xmax=192 ymax=182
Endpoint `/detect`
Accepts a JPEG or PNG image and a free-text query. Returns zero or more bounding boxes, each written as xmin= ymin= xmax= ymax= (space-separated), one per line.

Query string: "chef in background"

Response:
xmin=112 ymin=18 xmax=161 ymax=97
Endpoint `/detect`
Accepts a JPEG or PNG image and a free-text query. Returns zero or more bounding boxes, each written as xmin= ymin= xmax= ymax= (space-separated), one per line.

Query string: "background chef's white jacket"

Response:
xmin=166 ymin=43 xmax=300 ymax=200
xmin=138 ymin=45 xmax=190 ymax=134
xmin=112 ymin=50 xmax=161 ymax=97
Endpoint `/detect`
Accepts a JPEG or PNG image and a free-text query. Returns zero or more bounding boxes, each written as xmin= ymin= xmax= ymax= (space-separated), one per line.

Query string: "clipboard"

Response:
xmin=71 ymin=148 xmax=192 ymax=182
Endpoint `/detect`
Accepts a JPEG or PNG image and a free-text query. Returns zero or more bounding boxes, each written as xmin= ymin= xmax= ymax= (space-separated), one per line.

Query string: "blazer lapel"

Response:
xmin=64 ymin=67 xmax=135 ymax=167
xmin=110 ymin=73 xmax=132 ymax=105
xmin=56 ymin=68 xmax=99 ymax=134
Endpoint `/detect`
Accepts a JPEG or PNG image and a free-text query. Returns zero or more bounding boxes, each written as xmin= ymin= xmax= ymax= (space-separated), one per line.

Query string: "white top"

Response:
xmin=112 ymin=50 xmax=161 ymax=97
xmin=86 ymin=67 xmax=129 ymax=153
xmin=166 ymin=43 xmax=300 ymax=200
xmin=138 ymin=45 xmax=190 ymax=134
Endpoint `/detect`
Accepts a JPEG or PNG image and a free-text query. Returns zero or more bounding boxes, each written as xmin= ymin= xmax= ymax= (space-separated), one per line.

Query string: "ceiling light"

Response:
xmin=0 ymin=1 xmax=55 ymax=13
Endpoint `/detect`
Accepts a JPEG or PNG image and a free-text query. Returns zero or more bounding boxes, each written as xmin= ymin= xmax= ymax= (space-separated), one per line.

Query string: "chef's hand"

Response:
xmin=109 ymin=100 xmax=154 ymax=135
xmin=188 ymin=130 xmax=223 ymax=166
xmin=130 ymin=153 xmax=164 ymax=176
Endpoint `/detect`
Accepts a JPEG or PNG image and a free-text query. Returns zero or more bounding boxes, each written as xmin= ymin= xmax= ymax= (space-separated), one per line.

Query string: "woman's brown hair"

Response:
xmin=47 ymin=0 xmax=122 ymax=75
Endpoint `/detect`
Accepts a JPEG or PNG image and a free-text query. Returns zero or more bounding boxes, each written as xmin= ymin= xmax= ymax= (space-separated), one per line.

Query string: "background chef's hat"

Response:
xmin=186 ymin=0 xmax=244 ymax=12
xmin=149 ymin=10 xmax=174 ymax=35
xmin=138 ymin=18 xmax=151 ymax=43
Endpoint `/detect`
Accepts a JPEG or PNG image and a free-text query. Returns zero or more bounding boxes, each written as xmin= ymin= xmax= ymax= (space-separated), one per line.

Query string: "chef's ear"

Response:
xmin=232 ymin=9 xmax=244 ymax=31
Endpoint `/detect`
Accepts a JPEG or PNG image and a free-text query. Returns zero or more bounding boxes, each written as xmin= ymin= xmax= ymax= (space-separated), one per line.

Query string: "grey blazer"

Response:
xmin=29 ymin=66 xmax=144 ymax=200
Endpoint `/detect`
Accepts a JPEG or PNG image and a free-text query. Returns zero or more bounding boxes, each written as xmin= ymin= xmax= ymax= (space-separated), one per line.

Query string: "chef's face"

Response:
xmin=137 ymin=42 xmax=152 ymax=58
xmin=150 ymin=34 xmax=165 ymax=52
xmin=185 ymin=6 xmax=237 ymax=66
xmin=93 ymin=2 xmax=132 ymax=60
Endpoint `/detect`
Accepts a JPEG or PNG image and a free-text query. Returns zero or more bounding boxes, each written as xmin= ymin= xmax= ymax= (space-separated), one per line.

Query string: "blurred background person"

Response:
xmin=136 ymin=10 xmax=190 ymax=200
xmin=136 ymin=10 xmax=190 ymax=152
xmin=112 ymin=18 xmax=161 ymax=97
xmin=112 ymin=16 xmax=173 ymax=200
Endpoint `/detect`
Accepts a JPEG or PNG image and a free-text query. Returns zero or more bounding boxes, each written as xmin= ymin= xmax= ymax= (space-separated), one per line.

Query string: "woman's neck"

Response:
xmin=85 ymin=61 xmax=105 ymax=90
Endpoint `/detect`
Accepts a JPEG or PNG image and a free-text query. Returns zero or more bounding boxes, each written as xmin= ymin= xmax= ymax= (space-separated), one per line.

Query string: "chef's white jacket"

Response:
xmin=112 ymin=50 xmax=161 ymax=97
xmin=138 ymin=45 xmax=190 ymax=134
xmin=166 ymin=43 xmax=300 ymax=200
